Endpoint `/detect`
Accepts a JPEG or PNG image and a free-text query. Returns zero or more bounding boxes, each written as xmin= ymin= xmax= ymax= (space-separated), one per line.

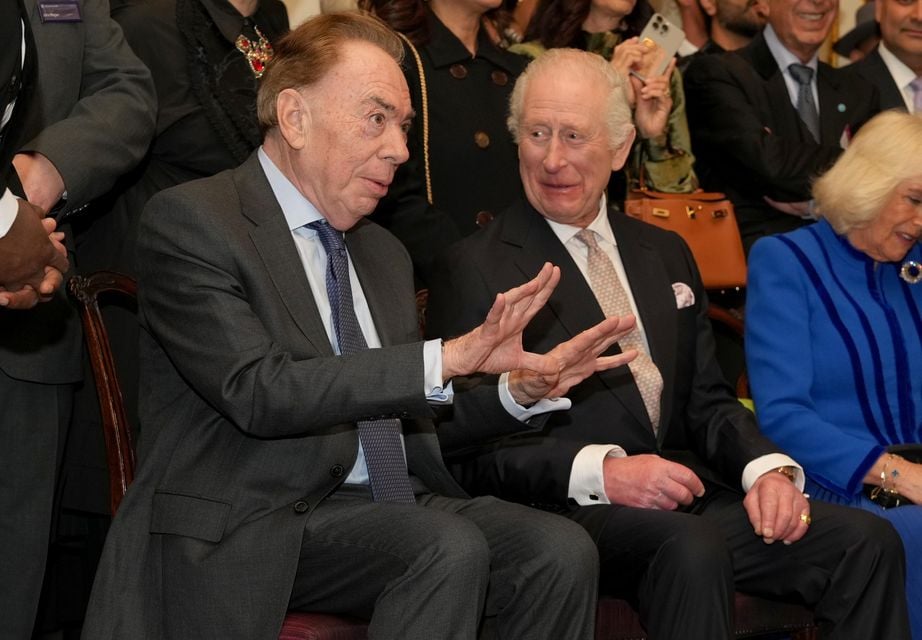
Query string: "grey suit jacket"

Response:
xmin=0 ymin=0 xmax=155 ymax=384
xmin=427 ymin=200 xmax=781 ymax=507
xmin=83 ymin=153 xmax=513 ymax=639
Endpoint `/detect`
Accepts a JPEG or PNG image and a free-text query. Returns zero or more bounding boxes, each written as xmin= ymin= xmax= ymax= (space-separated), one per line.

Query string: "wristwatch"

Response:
xmin=773 ymin=466 xmax=797 ymax=483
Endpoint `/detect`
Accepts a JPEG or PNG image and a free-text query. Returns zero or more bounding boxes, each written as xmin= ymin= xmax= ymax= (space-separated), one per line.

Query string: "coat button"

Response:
xmin=293 ymin=500 xmax=309 ymax=513
xmin=491 ymin=70 xmax=509 ymax=86
xmin=329 ymin=464 xmax=345 ymax=478
xmin=475 ymin=211 xmax=494 ymax=227
xmin=449 ymin=63 xmax=468 ymax=79
xmin=474 ymin=131 xmax=490 ymax=149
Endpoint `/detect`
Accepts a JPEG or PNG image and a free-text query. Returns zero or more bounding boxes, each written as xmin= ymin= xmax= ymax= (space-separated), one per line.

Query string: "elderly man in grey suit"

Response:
xmin=82 ymin=13 xmax=638 ymax=639
xmin=0 ymin=0 xmax=155 ymax=637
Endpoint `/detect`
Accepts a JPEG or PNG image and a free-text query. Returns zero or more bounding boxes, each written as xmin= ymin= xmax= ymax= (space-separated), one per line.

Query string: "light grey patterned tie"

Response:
xmin=575 ymin=229 xmax=663 ymax=432
xmin=789 ymin=63 xmax=820 ymax=143
xmin=911 ymin=76 xmax=922 ymax=114
xmin=309 ymin=220 xmax=415 ymax=503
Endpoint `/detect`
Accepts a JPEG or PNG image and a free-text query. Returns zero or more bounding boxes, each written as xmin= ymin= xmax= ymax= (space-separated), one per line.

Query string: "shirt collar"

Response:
xmin=878 ymin=42 xmax=918 ymax=93
xmin=543 ymin=195 xmax=617 ymax=247
xmin=763 ymin=23 xmax=819 ymax=74
xmin=257 ymin=147 xmax=325 ymax=231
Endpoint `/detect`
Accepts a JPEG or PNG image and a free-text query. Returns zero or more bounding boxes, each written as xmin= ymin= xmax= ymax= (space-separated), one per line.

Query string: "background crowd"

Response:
xmin=1 ymin=0 xmax=920 ymax=638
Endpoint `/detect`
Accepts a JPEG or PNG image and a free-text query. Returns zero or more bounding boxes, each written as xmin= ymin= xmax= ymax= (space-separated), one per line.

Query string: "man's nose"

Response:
xmin=542 ymin=136 xmax=566 ymax=172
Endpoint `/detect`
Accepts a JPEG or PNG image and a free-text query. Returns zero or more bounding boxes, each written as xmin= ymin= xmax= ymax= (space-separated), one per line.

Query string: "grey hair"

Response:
xmin=507 ymin=48 xmax=634 ymax=151
xmin=814 ymin=110 xmax=922 ymax=234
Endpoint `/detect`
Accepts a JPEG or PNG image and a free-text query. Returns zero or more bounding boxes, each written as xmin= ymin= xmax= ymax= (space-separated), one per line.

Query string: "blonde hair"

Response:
xmin=257 ymin=12 xmax=404 ymax=132
xmin=814 ymin=111 xmax=922 ymax=234
xmin=507 ymin=48 xmax=634 ymax=152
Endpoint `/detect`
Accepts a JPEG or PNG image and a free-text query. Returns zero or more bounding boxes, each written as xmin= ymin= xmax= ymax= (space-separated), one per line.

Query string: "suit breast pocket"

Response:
xmin=150 ymin=492 xmax=231 ymax=543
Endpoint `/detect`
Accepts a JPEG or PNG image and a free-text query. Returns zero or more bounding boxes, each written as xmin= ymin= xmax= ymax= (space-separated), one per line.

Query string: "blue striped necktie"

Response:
xmin=309 ymin=220 xmax=415 ymax=503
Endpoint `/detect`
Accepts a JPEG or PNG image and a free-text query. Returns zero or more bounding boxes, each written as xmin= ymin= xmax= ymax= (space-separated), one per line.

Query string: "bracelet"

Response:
xmin=870 ymin=454 xmax=902 ymax=502
xmin=881 ymin=454 xmax=901 ymax=493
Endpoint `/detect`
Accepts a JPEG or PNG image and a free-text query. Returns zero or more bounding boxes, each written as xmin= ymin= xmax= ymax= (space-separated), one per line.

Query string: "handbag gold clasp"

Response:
xmin=685 ymin=206 xmax=698 ymax=219
xmin=652 ymin=208 xmax=670 ymax=218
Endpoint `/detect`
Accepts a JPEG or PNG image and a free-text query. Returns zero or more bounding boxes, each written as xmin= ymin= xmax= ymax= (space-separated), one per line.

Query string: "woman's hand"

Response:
xmin=610 ymin=37 xmax=649 ymax=107
xmin=632 ymin=58 xmax=675 ymax=140
xmin=864 ymin=453 xmax=922 ymax=504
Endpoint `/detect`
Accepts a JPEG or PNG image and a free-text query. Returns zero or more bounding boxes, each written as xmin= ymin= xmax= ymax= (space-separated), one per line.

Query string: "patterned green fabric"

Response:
xmin=510 ymin=33 xmax=698 ymax=193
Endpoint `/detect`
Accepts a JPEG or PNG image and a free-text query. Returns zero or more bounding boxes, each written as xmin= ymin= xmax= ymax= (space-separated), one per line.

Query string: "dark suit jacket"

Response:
xmin=683 ymin=32 xmax=878 ymax=250
xmin=852 ymin=48 xmax=906 ymax=112
xmin=0 ymin=0 xmax=155 ymax=385
xmin=83 ymin=153 xmax=518 ymax=639
xmin=426 ymin=200 xmax=781 ymax=508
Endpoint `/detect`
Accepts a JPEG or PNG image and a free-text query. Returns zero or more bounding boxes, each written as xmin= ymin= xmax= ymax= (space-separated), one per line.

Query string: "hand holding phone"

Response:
xmin=634 ymin=13 xmax=685 ymax=82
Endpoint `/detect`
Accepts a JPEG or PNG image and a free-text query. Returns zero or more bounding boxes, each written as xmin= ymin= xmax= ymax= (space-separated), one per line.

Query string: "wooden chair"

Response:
xmin=70 ymin=273 xmax=814 ymax=640
xmin=68 ymin=271 xmax=369 ymax=640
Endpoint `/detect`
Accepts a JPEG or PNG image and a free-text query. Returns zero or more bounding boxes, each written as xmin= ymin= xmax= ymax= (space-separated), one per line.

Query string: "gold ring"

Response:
xmin=800 ymin=513 xmax=811 ymax=525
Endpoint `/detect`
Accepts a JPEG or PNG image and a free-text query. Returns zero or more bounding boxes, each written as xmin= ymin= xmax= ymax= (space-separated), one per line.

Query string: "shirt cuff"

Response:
xmin=423 ymin=339 xmax=453 ymax=404
xmin=0 ymin=189 xmax=18 ymax=238
xmin=742 ymin=453 xmax=804 ymax=492
xmin=567 ymin=444 xmax=626 ymax=506
xmin=497 ymin=371 xmax=572 ymax=420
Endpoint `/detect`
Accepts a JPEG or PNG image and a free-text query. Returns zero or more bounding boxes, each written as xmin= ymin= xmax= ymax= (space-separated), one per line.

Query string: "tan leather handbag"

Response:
xmin=624 ymin=188 xmax=747 ymax=290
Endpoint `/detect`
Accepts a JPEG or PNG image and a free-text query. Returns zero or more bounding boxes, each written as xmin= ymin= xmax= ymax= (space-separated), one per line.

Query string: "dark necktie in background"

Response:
xmin=788 ymin=63 xmax=820 ymax=143
xmin=309 ymin=220 xmax=416 ymax=504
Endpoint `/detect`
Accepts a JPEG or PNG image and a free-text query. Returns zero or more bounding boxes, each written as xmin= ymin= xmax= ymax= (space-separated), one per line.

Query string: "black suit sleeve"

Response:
xmin=683 ymin=52 xmax=842 ymax=202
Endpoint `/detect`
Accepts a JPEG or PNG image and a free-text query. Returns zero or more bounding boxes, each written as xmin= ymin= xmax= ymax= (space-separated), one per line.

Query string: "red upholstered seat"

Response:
xmin=278 ymin=612 xmax=367 ymax=640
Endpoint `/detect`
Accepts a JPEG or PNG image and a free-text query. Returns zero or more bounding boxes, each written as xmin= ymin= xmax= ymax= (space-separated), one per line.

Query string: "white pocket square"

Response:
xmin=672 ymin=282 xmax=695 ymax=309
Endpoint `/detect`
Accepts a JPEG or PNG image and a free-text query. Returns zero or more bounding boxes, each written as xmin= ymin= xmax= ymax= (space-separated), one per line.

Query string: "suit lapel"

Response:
xmin=505 ymin=202 xmax=653 ymax=430
xmin=346 ymin=222 xmax=405 ymax=347
xmin=236 ymin=154 xmax=332 ymax=355
xmin=745 ymin=35 xmax=821 ymax=144
xmin=817 ymin=64 xmax=851 ymax=146
xmin=609 ymin=211 xmax=678 ymax=438
xmin=505 ymin=202 xmax=605 ymax=341
xmin=863 ymin=51 xmax=905 ymax=111
xmin=746 ymin=37 xmax=806 ymax=140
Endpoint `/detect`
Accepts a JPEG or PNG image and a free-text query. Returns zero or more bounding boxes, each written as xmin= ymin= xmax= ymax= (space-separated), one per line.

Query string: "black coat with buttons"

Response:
xmin=370 ymin=10 xmax=528 ymax=284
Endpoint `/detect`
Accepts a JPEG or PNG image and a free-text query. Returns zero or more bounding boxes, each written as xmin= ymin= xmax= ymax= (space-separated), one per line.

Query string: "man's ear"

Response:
xmin=610 ymin=126 xmax=637 ymax=172
xmin=699 ymin=0 xmax=718 ymax=18
xmin=276 ymin=88 xmax=312 ymax=150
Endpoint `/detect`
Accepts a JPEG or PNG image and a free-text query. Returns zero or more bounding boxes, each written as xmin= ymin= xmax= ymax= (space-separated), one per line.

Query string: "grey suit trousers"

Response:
xmin=0 ymin=372 xmax=73 ymax=639
xmin=287 ymin=489 xmax=599 ymax=640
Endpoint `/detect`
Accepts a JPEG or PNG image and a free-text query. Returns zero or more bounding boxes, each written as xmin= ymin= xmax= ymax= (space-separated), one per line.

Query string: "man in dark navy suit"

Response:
xmin=428 ymin=48 xmax=910 ymax=640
